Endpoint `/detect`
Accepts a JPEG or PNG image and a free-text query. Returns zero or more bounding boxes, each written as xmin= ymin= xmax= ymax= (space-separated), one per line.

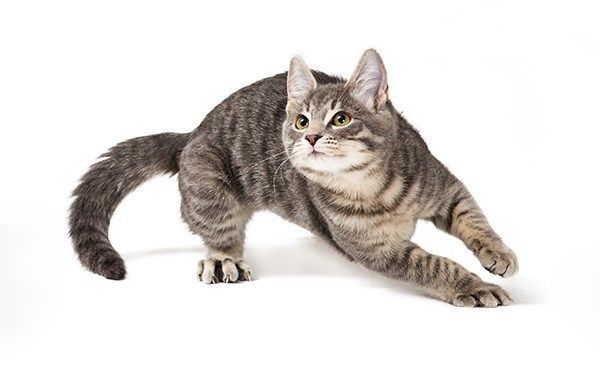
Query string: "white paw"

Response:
xmin=197 ymin=258 xmax=252 ymax=284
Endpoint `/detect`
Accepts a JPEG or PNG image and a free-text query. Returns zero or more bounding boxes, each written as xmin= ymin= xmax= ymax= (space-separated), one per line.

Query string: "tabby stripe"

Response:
xmin=454 ymin=209 xmax=470 ymax=221
xmin=322 ymin=199 xmax=386 ymax=217
xmin=345 ymin=136 xmax=379 ymax=150
xmin=341 ymin=158 xmax=377 ymax=173
xmin=375 ymin=169 xmax=401 ymax=198
xmin=300 ymin=166 xmax=328 ymax=176
xmin=189 ymin=219 xmax=239 ymax=235
xmin=357 ymin=239 xmax=388 ymax=251
xmin=414 ymin=256 xmax=425 ymax=285
xmin=421 ymin=254 xmax=434 ymax=285
xmin=431 ymin=257 xmax=441 ymax=283
xmin=445 ymin=196 xmax=470 ymax=231
xmin=367 ymin=253 xmax=396 ymax=272
xmin=395 ymin=243 xmax=419 ymax=279
xmin=320 ymin=172 xmax=407 ymax=217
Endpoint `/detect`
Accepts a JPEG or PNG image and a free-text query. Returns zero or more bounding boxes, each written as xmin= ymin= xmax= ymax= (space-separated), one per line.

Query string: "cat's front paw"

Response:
xmin=198 ymin=257 xmax=253 ymax=284
xmin=451 ymin=282 xmax=512 ymax=308
xmin=472 ymin=239 xmax=518 ymax=277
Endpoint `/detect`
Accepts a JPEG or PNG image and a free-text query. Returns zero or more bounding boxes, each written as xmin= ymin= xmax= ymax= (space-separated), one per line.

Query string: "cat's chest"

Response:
xmin=315 ymin=191 xmax=418 ymax=251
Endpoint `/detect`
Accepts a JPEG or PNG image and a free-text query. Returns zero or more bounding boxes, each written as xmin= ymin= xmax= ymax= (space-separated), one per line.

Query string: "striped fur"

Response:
xmin=69 ymin=49 xmax=518 ymax=307
xmin=69 ymin=133 xmax=189 ymax=279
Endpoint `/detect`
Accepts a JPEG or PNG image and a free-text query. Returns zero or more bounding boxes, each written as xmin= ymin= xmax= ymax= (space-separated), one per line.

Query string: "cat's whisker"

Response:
xmin=271 ymin=150 xmax=303 ymax=194
xmin=239 ymin=150 xmax=288 ymax=178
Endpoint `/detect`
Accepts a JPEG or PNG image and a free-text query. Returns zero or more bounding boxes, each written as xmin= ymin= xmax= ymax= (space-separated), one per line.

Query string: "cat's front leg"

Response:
xmin=355 ymin=241 xmax=512 ymax=307
xmin=430 ymin=189 xmax=519 ymax=277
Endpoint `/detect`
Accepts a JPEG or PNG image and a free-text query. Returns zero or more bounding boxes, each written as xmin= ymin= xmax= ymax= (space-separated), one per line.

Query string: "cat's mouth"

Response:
xmin=305 ymin=147 xmax=348 ymax=160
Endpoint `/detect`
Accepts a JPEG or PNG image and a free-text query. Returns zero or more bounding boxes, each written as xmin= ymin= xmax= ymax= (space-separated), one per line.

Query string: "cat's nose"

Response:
xmin=305 ymin=134 xmax=322 ymax=146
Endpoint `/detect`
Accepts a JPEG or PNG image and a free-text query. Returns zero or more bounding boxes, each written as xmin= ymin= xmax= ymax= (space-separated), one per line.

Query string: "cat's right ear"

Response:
xmin=287 ymin=56 xmax=317 ymax=110
xmin=346 ymin=49 xmax=388 ymax=111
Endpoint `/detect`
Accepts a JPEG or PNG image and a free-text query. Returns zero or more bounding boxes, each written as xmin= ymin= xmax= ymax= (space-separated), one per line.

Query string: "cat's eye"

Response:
xmin=331 ymin=111 xmax=352 ymax=127
xmin=295 ymin=115 xmax=309 ymax=130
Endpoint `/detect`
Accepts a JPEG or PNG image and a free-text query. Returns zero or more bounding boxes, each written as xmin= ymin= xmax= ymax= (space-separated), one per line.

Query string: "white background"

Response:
xmin=1 ymin=0 xmax=599 ymax=379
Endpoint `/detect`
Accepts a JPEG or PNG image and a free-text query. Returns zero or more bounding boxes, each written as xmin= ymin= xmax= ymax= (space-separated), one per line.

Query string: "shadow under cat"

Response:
xmin=123 ymin=237 xmax=540 ymax=305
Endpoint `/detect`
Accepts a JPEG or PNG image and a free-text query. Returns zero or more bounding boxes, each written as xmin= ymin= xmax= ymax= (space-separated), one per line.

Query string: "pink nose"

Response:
xmin=305 ymin=134 xmax=322 ymax=146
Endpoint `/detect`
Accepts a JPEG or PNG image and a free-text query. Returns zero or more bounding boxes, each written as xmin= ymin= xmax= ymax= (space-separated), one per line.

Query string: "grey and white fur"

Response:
xmin=69 ymin=49 xmax=518 ymax=307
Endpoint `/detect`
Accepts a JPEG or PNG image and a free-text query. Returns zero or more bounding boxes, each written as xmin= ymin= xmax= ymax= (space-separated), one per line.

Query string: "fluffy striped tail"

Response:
xmin=68 ymin=132 xmax=189 ymax=280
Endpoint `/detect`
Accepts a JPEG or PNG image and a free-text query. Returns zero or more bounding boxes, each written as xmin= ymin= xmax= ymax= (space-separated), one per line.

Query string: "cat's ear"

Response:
xmin=287 ymin=56 xmax=317 ymax=108
xmin=346 ymin=49 xmax=388 ymax=110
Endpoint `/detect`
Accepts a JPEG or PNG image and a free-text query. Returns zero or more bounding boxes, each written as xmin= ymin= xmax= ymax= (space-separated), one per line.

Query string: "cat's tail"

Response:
xmin=68 ymin=132 xmax=190 ymax=280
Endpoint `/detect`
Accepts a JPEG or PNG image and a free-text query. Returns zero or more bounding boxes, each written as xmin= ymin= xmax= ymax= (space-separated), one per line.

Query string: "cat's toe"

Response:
xmin=198 ymin=259 xmax=217 ymax=284
xmin=221 ymin=259 xmax=239 ymax=283
xmin=236 ymin=260 xmax=253 ymax=281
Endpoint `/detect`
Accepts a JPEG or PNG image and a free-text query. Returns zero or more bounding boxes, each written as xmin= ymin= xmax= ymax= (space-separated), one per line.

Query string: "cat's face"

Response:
xmin=282 ymin=50 xmax=396 ymax=176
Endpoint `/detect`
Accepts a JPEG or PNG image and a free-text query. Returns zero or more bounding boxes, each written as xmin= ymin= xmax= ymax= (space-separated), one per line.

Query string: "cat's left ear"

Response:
xmin=287 ymin=56 xmax=317 ymax=109
xmin=346 ymin=49 xmax=388 ymax=110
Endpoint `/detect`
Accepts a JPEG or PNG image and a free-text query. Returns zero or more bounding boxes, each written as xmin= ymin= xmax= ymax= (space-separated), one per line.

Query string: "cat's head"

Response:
xmin=282 ymin=49 xmax=397 ymax=178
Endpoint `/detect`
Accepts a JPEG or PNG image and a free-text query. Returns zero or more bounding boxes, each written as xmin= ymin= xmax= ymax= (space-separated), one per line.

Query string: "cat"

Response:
xmin=69 ymin=49 xmax=518 ymax=307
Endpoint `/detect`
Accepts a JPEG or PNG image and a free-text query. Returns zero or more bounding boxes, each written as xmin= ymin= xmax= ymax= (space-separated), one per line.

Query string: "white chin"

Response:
xmin=303 ymin=153 xmax=358 ymax=172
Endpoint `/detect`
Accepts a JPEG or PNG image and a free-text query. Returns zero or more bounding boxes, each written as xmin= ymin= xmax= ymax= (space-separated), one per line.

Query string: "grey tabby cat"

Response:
xmin=69 ymin=49 xmax=518 ymax=307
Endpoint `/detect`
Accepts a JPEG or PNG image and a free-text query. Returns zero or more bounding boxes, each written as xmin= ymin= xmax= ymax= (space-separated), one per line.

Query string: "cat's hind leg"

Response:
xmin=179 ymin=145 xmax=253 ymax=284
